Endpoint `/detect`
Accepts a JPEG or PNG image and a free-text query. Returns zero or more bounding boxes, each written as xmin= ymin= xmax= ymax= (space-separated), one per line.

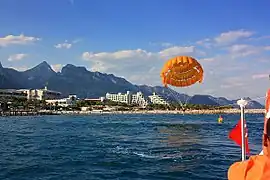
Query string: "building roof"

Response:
xmin=85 ymin=98 xmax=102 ymax=101
xmin=0 ymin=89 xmax=27 ymax=94
xmin=43 ymin=89 xmax=61 ymax=94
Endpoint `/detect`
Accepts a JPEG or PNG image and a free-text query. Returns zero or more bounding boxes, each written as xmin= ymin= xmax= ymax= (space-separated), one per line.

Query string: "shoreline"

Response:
xmin=0 ymin=108 xmax=265 ymax=117
xmin=42 ymin=108 xmax=265 ymax=115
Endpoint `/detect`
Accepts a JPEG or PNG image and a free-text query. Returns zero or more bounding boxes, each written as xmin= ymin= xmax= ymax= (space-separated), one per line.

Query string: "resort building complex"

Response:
xmin=148 ymin=92 xmax=169 ymax=105
xmin=0 ymin=86 xmax=170 ymax=109
xmin=131 ymin=92 xmax=149 ymax=107
xmin=106 ymin=91 xmax=169 ymax=107
xmin=46 ymin=95 xmax=78 ymax=107
xmin=105 ymin=91 xmax=133 ymax=105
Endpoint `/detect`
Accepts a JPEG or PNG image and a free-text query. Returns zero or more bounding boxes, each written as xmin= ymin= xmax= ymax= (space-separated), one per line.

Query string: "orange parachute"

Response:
xmin=160 ymin=56 xmax=204 ymax=88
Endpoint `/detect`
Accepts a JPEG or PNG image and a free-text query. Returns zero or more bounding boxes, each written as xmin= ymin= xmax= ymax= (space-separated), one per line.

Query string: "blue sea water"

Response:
xmin=0 ymin=113 xmax=264 ymax=180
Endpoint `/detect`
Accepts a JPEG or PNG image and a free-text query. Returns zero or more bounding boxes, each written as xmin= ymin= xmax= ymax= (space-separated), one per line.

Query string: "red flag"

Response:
xmin=229 ymin=119 xmax=250 ymax=155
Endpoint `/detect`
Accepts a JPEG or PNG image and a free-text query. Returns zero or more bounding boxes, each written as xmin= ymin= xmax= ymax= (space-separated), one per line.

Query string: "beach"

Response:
xmin=41 ymin=108 xmax=265 ymax=115
xmin=1 ymin=108 xmax=264 ymax=117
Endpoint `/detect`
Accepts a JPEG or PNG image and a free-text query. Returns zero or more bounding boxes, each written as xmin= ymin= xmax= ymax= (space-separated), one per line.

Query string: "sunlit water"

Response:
xmin=0 ymin=113 xmax=264 ymax=180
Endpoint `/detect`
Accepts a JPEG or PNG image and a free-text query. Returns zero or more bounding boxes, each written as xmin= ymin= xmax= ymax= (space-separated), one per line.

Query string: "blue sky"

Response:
xmin=0 ymin=0 xmax=270 ymax=101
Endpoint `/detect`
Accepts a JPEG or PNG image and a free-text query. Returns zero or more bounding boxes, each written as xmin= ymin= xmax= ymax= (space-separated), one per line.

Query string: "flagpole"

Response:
xmin=237 ymin=98 xmax=248 ymax=161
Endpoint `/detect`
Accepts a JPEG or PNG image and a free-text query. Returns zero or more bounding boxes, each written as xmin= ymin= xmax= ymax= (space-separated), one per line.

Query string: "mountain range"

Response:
xmin=0 ymin=61 xmax=264 ymax=109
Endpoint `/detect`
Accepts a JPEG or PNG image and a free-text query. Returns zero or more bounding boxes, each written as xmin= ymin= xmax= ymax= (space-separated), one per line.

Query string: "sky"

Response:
xmin=0 ymin=0 xmax=270 ymax=102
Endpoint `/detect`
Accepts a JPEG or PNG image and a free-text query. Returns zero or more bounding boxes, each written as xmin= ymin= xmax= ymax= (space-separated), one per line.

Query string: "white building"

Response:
xmin=105 ymin=91 xmax=149 ymax=107
xmin=148 ymin=92 xmax=169 ymax=105
xmin=131 ymin=92 xmax=149 ymax=108
xmin=84 ymin=97 xmax=105 ymax=103
xmin=46 ymin=95 xmax=78 ymax=107
xmin=105 ymin=91 xmax=132 ymax=104
xmin=0 ymin=89 xmax=27 ymax=100
xmin=18 ymin=86 xmax=61 ymax=100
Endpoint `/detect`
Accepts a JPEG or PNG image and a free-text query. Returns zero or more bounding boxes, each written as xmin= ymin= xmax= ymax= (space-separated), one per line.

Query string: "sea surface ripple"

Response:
xmin=0 ymin=113 xmax=264 ymax=180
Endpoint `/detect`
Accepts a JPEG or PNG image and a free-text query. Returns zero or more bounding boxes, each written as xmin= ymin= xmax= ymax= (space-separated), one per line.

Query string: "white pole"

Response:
xmin=240 ymin=104 xmax=246 ymax=161
xmin=237 ymin=98 xmax=248 ymax=161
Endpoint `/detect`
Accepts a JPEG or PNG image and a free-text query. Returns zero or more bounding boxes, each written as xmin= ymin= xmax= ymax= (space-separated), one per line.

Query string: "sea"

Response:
xmin=0 ymin=113 xmax=264 ymax=180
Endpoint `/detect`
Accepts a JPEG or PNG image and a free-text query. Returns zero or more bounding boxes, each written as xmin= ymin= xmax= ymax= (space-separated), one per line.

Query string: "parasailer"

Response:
xmin=160 ymin=56 xmax=204 ymax=88
xmin=160 ymin=56 xmax=204 ymax=110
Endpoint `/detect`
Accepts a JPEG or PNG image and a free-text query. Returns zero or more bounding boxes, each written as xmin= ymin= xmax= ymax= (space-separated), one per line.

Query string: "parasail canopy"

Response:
xmin=160 ymin=56 xmax=204 ymax=88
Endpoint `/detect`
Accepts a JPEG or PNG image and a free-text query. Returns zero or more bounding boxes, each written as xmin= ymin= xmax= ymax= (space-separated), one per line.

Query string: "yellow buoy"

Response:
xmin=218 ymin=115 xmax=223 ymax=124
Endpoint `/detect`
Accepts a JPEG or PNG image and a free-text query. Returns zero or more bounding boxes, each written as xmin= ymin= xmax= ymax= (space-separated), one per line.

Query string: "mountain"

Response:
xmin=230 ymin=97 xmax=264 ymax=109
xmin=0 ymin=61 xmax=264 ymax=108
xmin=136 ymin=85 xmax=190 ymax=102
xmin=24 ymin=61 xmax=56 ymax=88
xmin=0 ymin=61 xmax=55 ymax=89
xmin=188 ymin=95 xmax=220 ymax=106
xmin=47 ymin=64 xmax=138 ymax=97
xmin=0 ymin=63 xmax=26 ymax=88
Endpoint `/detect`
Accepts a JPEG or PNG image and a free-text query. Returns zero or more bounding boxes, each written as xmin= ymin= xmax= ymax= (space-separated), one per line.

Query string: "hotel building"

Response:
xmin=148 ymin=92 xmax=169 ymax=105
xmin=105 ymin=91 xmax=132 ymax=104
xmin=105 ymin=91 xmax=169 ymax=107
xmin=105 ymin=91 xmax=149 ymax=107
xmin=18 ymin=86 xmax=61 ymax=100
xmin=46 ymin=95 xmax=78 ymax=107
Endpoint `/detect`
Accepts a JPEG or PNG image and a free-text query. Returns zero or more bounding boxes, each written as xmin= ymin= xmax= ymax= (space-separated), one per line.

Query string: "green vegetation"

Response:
xmin=0 ymin=98 xmax=48 ymax=111
xmin=145 ymin=103 xmax=233 ymax=111
xmin=168 ymin=103 xmax=233 ymax=110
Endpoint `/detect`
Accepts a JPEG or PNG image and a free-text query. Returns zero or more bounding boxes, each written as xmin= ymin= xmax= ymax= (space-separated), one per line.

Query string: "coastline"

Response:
xmin=0 ymin=108 xmax=265 ymax=117
xmin=41 ymin=108 xmax=265 ymax=115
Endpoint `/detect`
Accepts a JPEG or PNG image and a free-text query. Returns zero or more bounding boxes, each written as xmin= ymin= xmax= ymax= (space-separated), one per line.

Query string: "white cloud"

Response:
xmin=228 ymin=44 xmax=260 ymax=58
xmin=214 ymin=29 xmax=254 ymax=44
xmin=196 ymin=38 xmax=212 ymax=48
xmin=82 ymin=49 xmax=154 ymax=73
xmin=218 ymin=76 xmax=250 ymax=96
xmin=200 ymin=58 xmax=215 ymax=62
xmin=196 ymin=30 xmax=254 ymax=48
xmin=158 ymin=46 xmax=196 ymax=57
xmin=83 ymin=49 xmax=153 ymax=60
xmin=8 ymin=53 xmax=28 ymax=62
xmin=82 ymin=52 xmax=92 ymax=60
xmin=54 ymin=40 xmax=72 ymax=49
xmin=90 ymin=61 xmax=111 ymax=72
xmin=252 ymin=74 xmax=269 ymax=79
xmin=249 ymin=35 xmax=270 ymax=41
xmin=54 ymin=39 xmax=81 ymax=49
xmin=0 ymin=34 xmax=41 ymax=47
xmin=220 ymin=82 xmax=245 ymax=89
xmin=227 ymin=44 xmax=270 ymax=58
xmin=82 ymin=45 xmax=203 ymax=72
xmin=51 ymin=64 xmax=63 ymax=72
